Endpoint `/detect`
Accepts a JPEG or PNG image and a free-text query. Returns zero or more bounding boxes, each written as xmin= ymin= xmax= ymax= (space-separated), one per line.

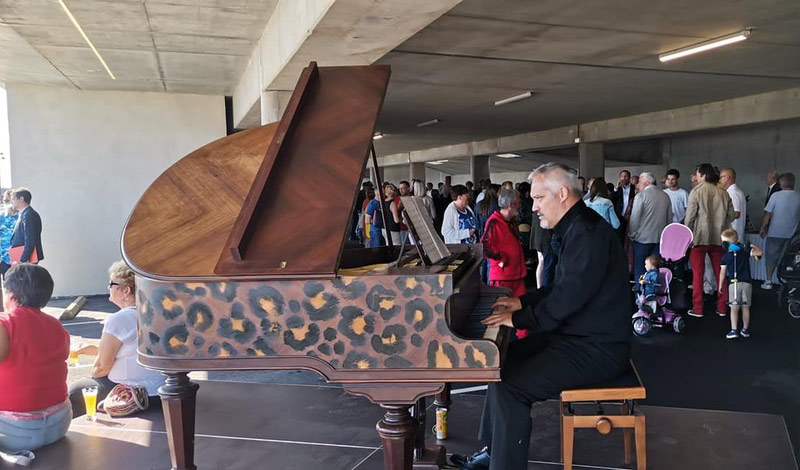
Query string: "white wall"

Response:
xmin=0 ymin=84 xmax=9 ymax=188
xmin=7 ymin=85 xmax=225 ymax=297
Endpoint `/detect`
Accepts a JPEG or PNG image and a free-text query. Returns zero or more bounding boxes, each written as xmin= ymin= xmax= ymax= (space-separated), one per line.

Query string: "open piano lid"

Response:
xmin=214 ymin=62 xmax=391 ymax=277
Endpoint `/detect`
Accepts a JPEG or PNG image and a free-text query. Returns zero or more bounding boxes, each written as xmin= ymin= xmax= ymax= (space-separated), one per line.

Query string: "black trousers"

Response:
xmin=478 ymin=333 xmax=630 ymax=470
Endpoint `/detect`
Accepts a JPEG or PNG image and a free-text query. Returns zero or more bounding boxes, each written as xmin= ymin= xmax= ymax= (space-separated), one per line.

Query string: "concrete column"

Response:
xmin=409 ymin=162 xmax=426 ymax=182
xmin=260 ymin=90 xmax=291 ymax=125
xmin=470 ymin=155 xmax=490 ymax=184
xmin=578 ymin=142 xmax=604 ymax=178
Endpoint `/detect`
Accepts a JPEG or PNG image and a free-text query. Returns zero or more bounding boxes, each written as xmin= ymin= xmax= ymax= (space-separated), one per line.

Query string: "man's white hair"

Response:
xmin=528 ymin=162 xmax=582 ymax=198
xmin=639 ymin=172 xmax=655 ymax=185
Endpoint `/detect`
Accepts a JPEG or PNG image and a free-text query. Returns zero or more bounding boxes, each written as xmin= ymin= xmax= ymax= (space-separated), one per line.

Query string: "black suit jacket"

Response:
xmin=10 ymin=206 xmax=44 ymax=262
xmin=765 ymin=183 xmax=782 ymax=207
xmin=612 ymin=185 xmax=635 ymax=218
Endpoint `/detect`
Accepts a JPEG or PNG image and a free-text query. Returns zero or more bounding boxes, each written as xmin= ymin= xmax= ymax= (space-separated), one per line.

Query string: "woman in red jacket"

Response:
xmin=482 ymin=189 xmax=528 ymax=338
xmin=0 ymin=264 xmax=71 ymax=452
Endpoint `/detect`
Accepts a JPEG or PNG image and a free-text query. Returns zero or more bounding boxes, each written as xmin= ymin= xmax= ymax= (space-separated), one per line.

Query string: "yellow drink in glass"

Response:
xmin=68 ymin=350 xmax=79 ymax=367
xmin=82 ymin=387 xmax=98 ymax=421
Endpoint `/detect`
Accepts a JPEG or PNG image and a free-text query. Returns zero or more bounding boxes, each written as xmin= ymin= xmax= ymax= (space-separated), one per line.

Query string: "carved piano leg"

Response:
xmin=377 ymin=404 xmax=415 ymax=470
xmin=433 ymin=383 xmax=451 ymax=411
xmin=159 ymin=372 xmax=200 ymax=470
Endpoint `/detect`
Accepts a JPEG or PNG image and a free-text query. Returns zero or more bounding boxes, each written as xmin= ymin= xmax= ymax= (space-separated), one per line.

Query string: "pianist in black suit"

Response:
xmin=451 ymin=163 xmax=632 ymax=470
xmin=9 ymin=188 xmax=43 ymax=265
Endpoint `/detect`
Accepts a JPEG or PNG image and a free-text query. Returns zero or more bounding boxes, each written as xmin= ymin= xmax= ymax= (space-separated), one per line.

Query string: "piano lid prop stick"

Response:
xmin=370 ymin=143 xmax=393 ymax=249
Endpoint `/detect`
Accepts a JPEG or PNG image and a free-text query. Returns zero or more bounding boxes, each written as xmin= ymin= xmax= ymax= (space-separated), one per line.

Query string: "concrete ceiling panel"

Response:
xmin=0 ymin=0 xmax=150 ymax=32
xmin=159 ymin=51 xmax=246 ymax=84
xmin=35 ymin=46 xmax=160 ymax=80
xmin=11 ymin=25 xmax=155 ymax=51
xmin=68 ymin=76 xmax=164 ymax=92
xmin=145 ymin=3 xmax=272 ymax=39
xmin=152 ymin=33 xmax=253 ymax=56
xmin=0 ymin=24 xmax=73 ymax=87
xmin=450 ymin=0 xmax=800 ymax=41
xmin=145 ymin=0 xmax=278 ymax=11
xmin=164 ymin=80 xmax=229 ymax=94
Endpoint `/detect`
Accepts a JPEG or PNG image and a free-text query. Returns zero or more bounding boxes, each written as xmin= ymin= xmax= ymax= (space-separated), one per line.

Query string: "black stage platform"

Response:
xmin=7 ymin=380 xmax=795 ymax=470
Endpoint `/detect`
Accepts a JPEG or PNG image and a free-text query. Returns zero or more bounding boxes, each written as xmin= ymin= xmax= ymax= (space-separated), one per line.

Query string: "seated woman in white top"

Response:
xmin=68 ymin=261 xmax=164 ymax=416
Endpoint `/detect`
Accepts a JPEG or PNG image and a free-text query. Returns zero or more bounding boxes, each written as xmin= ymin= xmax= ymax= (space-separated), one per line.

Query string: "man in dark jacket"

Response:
xmin=10 ymin=188 xmax=43 ymax=264
xmin=451 ymin=163 xmax=632 ymax=470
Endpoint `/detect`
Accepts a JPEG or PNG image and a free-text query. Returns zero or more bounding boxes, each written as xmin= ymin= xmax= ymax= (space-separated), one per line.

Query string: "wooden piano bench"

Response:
xmin=559 ymin=360 xmax=646 ymax=470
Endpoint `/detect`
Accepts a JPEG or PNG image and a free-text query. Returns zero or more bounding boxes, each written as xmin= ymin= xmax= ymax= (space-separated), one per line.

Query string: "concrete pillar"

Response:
xmin=260 ymin=90 xmax=291 ymax=125
xmin=578 ymin=142 xmax=604 ymax=178
xmin=470 ymin=155 xmax=490 ymax=184
xmin=409 ymin=162 xmax=426 ymax=182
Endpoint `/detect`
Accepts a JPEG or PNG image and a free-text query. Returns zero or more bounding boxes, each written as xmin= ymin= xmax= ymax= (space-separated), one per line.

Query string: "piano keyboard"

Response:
xmin=460 ymin=293 xmax=504 ymax=341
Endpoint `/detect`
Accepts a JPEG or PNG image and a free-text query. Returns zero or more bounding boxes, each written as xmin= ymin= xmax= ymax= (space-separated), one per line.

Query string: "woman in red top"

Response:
xmin=0 ymin=264 xmax=71 ymax=452
xmin=481 ymin=189 xmax=528 ymax=338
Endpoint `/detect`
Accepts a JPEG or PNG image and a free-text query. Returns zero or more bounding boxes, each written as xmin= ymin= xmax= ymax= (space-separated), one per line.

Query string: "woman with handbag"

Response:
xmin=68 ymin=261 xmax=164 ymax=417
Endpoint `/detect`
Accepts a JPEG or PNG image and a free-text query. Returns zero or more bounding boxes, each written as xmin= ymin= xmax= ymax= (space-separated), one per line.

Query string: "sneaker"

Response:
xmin=740 ymin=328 xmax=750 ymax=338
xmin=687 ymin=309 xmax=704 ymax=318
xmin=716 ymin=311 xmax=727 ymax=317
xmin=450 ymin=447 xmax=490 ymax=470
xmin=726 ymin=329 xmax=739 ymax=339
xmin=761 ymin=281 xmax=773 ymax=290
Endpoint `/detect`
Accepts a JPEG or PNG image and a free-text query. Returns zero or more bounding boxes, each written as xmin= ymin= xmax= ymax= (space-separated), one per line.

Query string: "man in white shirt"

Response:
xmin=720 ymin=168 xmax=747 ymax=242
xmin=663 ymin=168 xmax=688 ymax=224
xmin=760 ymin=173 xmax=800 ymax=289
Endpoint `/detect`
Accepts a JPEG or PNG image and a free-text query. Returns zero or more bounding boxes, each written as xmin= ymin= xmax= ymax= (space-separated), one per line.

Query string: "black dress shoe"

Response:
xmin=449 ymin=447 xmax=490 ymax=469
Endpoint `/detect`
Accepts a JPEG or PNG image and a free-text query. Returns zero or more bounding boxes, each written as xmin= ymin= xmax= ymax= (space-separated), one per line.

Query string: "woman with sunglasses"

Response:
xmin=68 ymin=261 xmax=163 ymax=416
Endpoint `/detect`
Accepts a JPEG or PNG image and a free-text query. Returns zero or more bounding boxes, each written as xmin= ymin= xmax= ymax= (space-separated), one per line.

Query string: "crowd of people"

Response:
xmin=352 ymin=163 xmax=800 ymax=345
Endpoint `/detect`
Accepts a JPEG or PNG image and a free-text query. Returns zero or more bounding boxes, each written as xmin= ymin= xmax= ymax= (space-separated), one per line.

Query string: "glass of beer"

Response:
xmin=68 ymin=347 xmax=79 ymax=367
xmin=82 ymin=386 xmax=98 ymax=421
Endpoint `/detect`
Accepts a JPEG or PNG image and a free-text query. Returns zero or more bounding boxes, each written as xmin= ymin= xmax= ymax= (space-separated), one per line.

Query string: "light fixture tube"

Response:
xmin=495 ymin=153 xmax=521 ymax=159
xmin=416 ymin=118 xmax=441 ymax=128
xmin=494 ymin=91 xmax=533 ymax=106
xmin=58 ymin=0 xmax=116 ymax=79
xmin=659 ymin=29 xmax=751 ymax=62
xmin=428 ymin=159 xmax=449 ymax=165
xmin=373 ymin=133 xmax=383 ymax=140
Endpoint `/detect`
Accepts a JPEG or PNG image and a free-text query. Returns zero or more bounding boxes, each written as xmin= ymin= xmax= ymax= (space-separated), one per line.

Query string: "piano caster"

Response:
xmin=159 ymin=372 xmax=200 ymax=470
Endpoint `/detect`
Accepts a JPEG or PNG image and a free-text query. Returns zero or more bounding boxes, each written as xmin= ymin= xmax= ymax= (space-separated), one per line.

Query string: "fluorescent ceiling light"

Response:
xmin=416 ymin=118 xmax=440 ymax=128
xmin=428 ymin=160 xmax=449 ymax=165
xmin=372 ymin=133 xmax=384 ymax=140
xmin=659 ymin=29 xmax=751 ymax=62
xmin=494 ymin=91 xmax=533 ymax=106
xmin=58 ymin=0 xmax=116 ymax=79
xmin=495 ymin=153 xmax=521 ymax=159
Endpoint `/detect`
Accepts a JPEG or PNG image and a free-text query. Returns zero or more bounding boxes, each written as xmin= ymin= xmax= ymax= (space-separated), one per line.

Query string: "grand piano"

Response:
xmin=122 ymin=62 xmax=510 ymax=470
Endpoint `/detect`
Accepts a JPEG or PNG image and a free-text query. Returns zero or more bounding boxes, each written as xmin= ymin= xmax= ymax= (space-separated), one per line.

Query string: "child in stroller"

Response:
xmin=636 ymin=255 xmax=661 ymax=314
xmin=632 ymin=223 xmax=691 ymax=337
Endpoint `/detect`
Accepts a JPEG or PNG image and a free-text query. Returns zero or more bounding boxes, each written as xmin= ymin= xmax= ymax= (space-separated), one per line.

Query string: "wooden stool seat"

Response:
xmin=560 ymin=360 xmax=646 ymax=469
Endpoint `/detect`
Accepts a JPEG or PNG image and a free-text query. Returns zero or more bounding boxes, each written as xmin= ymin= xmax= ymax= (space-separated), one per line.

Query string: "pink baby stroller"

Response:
xmin=632 ymin=223 xmax=692 ymax=337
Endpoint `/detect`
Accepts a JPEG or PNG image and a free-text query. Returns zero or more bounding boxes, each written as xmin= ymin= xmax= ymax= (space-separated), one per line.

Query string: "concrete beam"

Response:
xmin=383 ymin=125 xmax=579 ymax=166
xmin=470 ymin=155 xmax=490 ymax=184
xmin=581 ymin=87 xmax=800 ymax=143
xmin=233 ymin=0 xmax=462 ymax=128
xmin=378 ymin=86 xmax=800 ymax=168
xmin=578 ymin=143 xmax=604 ymax=178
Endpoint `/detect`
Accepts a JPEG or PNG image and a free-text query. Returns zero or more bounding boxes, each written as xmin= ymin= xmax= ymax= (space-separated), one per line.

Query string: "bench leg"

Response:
xmin=634 ymin=415 xmax=646 ymax=470
xmin=562 ymin=415 xmax=574 ymax=470
xmin=622 ymin=403 xmax=633 ymax=464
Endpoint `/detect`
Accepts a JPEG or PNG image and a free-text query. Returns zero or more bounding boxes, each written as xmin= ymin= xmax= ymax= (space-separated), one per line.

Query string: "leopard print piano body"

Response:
xmin=137 ymin=274 xmax=501 ymax=372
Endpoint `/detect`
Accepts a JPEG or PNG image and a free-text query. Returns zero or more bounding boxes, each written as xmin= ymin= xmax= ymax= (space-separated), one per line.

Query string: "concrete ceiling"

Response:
xmin=0 ymin=0 xmax=277 ymax=93
xmin=372 ymin=0 xmax=800 ymax=157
